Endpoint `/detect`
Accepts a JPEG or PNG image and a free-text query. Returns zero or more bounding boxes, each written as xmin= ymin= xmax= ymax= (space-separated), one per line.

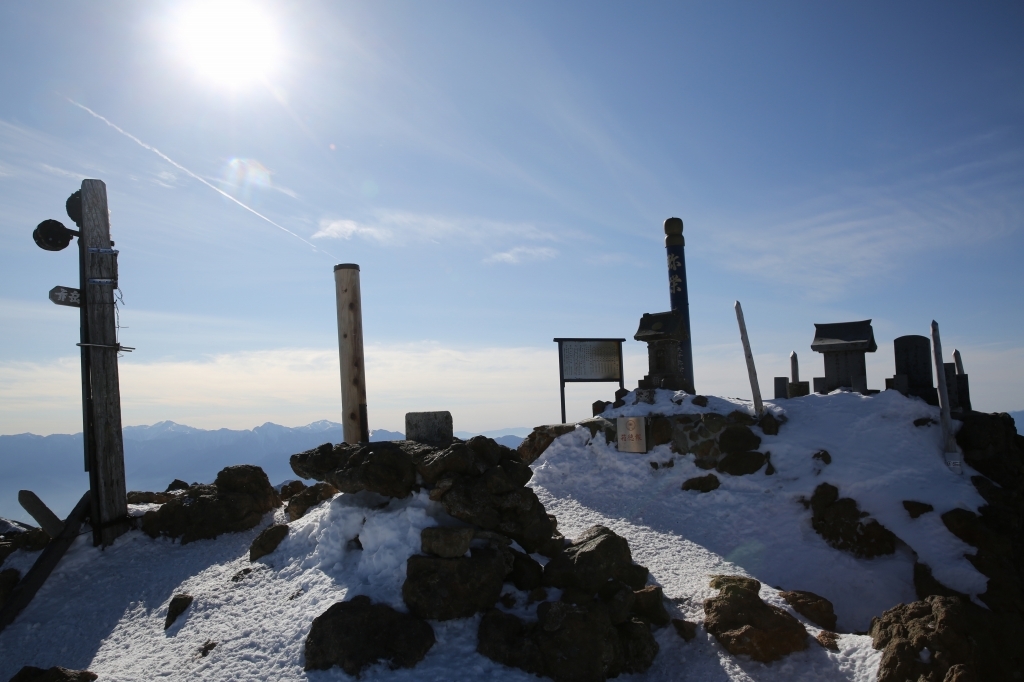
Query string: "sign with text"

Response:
xmin=554 ymin=338 xmax=625 ymax=423
xmin=616 ymin=416 xmax=647 ymax=453
xmin=49 ymin=286 xmax=81 ymax=308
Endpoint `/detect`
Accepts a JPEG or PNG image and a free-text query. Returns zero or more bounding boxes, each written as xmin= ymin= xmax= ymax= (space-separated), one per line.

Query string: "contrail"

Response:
xmin=66 ymin=97 xmax=335 ymax=258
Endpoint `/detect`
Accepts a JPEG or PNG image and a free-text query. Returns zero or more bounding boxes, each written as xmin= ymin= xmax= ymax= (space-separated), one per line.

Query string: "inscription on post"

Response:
xmin=616 ymin=417 xmax=647 ymax=453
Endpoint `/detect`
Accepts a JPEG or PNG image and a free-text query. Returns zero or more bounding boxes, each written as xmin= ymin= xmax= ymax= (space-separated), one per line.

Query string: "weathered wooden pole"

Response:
xmin=80 ymin=180 xmax=129 ymax=545
xmin=734 ymin=301 xmax=764 ymax=417
xmin=931 ymin=320 xmax=959 ymax=471
xmin=334 ymin=264 xmax=369 ymax=443
xmin=952 ymin=349 xmax=964 ymax=375
xmin=790 ymin=351 xmax=799 ymax=383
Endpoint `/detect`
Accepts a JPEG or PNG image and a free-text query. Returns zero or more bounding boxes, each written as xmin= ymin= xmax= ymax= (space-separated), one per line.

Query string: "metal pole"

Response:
xmin=557 ymin=341 xmax=567 ymax=424
xmin=931 ymin=321 xmax=960 ymax=471
xmin=664 ymin=218 xmax=695 ymax=394
xmin=734 ymin=301 xmax=764 ymax=417
xmin=334 ymin=264 xmax=369 ymax=443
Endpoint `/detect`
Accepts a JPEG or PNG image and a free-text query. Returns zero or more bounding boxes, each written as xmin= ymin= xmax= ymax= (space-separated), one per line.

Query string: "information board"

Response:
xmin=554 ymin=338 xmax=626 ymax=423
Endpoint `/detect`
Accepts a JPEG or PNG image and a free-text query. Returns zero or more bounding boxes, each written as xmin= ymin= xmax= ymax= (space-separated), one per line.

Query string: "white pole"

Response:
xmin=334 ymin=264 xmax=369 ymax=444
xmin=931 ymin=321 xmax=959 ymax=472
xmin=952 ymin=349 xmax=964 ymax=375
xmin=790 ymin=351 xmax=799 ymax=383
xmin=735 ymin=301 xmax=764 ymax=417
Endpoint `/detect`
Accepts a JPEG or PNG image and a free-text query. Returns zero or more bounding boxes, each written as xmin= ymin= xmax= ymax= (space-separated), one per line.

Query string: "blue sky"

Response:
xmin=1 ymin=1 xmax=1022 ymax=435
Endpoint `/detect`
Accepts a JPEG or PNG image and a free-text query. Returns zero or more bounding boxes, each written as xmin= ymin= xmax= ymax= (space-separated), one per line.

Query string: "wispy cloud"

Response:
xmin=38 ymin=163 xmax=87 ymax=180
xmin=313 ymin=219 xmax=392 ymax=243
xmin=313 ymin=210 xmax=558 ymax=248
xmin=484 ymin=246 xmax=558 ymax=264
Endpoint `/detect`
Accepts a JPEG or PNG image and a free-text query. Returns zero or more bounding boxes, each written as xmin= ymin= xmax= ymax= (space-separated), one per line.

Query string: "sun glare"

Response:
xmin=173 ymin=1 xmax=282 ymax=88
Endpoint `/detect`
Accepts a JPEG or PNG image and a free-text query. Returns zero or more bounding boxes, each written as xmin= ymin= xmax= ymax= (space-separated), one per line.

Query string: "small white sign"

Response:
xmin=616 ymin=417 xmax=647 ymax=453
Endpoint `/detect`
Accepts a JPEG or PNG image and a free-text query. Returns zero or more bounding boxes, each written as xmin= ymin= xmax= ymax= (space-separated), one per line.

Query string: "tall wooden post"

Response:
xmin=790 ymin=351 xmax=799 ymax=383
xmin=80 ymin=179 xmax=128 ymax=545
xmin=734 ymin=301 xmax=764 ymax=417
xmin=931 ymin=321 xmax=960 ymax=472
xmin=334 ymin=264 xmax=369 ymax=443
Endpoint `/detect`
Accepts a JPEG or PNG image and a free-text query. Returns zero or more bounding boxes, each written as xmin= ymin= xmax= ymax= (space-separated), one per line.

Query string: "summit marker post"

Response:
xmin=334 ymin=264 xmax=369 ymax=443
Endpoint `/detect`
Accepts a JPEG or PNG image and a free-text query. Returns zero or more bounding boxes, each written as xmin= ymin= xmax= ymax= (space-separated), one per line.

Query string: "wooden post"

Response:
xmin=334 ymin=264 xmax=369 ymax=443
xmin=931 ymin=321 xmax=960 ymax=471
xmin=17 ymin=491 xmax=64 ymax=538
xmin=790 ymin=351 xmax=799 ymax=383
xmin=734 ymin=301 xmax=764 ymax=417
xmin=80 ymin=179 xmax=128 ymax=545
xmin=953 ymin=349 xmax=964 ymax=375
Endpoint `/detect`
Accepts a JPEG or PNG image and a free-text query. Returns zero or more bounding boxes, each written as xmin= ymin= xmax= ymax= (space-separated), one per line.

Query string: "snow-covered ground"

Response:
xmin=0 ymin=390 xmax=986 ymax=681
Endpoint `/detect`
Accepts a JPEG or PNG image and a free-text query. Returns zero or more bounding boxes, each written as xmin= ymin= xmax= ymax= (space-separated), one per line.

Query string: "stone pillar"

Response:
xmin=664 ymin=218 xmax=695 ymax=394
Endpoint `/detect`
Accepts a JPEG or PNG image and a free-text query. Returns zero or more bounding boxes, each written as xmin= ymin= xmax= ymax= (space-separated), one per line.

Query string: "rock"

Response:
xmin=718 ymin=425 xmax=761 ymax=454
xmin=649 ymin=415 xmax=673 ymax=446
xmin=914 ymin=417 xmax=937 ymax=427
xmin=779 ymin=590 xmax=837 ymax=630
xmin=279 ymin=480 xmax=306 ymax=500
xmin=327 ymin=442 xmax=418 ymax=499
xmin=671 ymin=618 xmax=698 ymax=641
xmin=165 ymin=479 xmax=190 ymax=492
xmin=597 ymin=580 xmax=635 ymax=624
xmin=955 ymin=411 xmax=1024 ymax=489
xmin=726 ymin=410 xmax=757 ymax=426
xmin=0 ymin=567 xmax=20 ymax=607
xmin=709 ymin=575 xmax=761 ymax=593
xmin=8 ymin=667 xmax=98 ymax=682
xmin=913 ymin=561 xmax=969 ymax=601
xmin=903 ymin=500 xmax=935 ymax=518
xmin=759 ymin=413 xmax=780 ymax=436
xmin=126 ymin=490 xmax=177 ymax=504
xmin=716 ymin=451 xmax=767 ymax=476
xmin=816 ymin=631 xmax=839 ymax=650
xmin=809 ymin=483 xmax=897 ymax=558
xmin=537 ymin=600 xmax=624 ymax=681
xmin=543 ymin=525 xmax=638 ymax=592
xmin=477 ymin=609 xmax=545 ymax=676
xmin=304 ymin=595 xmax=435 ymax=673
xmin=691 ymin=395 xmax=709 ymax=407
xmin=518 ymin=424 xmax=576 ymax=464
xmin=869 ymin=595 xmax=1023 ymax=682
xmin=141 ymin=465 xmax=280 ymax=544
xmin=509 ymin=549 xmax=543 ymax=591
xmin=631 ymin=585 xmax=670 ymax=627
xmin=416 ymin=443 xmax=477 ymax=485
xmin=199 ymin=640 xmax=217 ymax=657
xmin=812 ymin=449 xmax=832 ymax=465
xmin=616 ymin=617 xmax=660 ymax=673
xmin=701 ymin=412 xmax=728 ymax=434
xmin=289 ymin=442 xmax=343 ymax=480
xmin=764 ymin=452 xmax=776 ymax=475
xmin=703 ymin=581 xmax=808 ymax=662
xmin=577 ymin=417 xmax=616 ymax=445
xmin=941 ymin=507 xmax=1023 ymax=614
xmin=439 ymin=475 xmax=553 ymax=552
xmin=249 ymin=524 xmax=289 ymax=562
xmin=286 ymin=482 xmax=338 ymax=521
xmin=402 ymin=547 xmax=510 ymax=620
xmin=420 ymin=527 xmax=474 ymax=558
xmin=681 ymin=473 xmax=720 ymax=492
xmin=165 ymin=593 xmax=193 ymax=630
xmin=0 ymin=520 xmax=50 ymax=555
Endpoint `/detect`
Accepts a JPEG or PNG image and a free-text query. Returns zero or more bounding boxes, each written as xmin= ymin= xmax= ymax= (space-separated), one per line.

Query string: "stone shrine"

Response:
xmin=810 ymin=320 xmax=877 ymax=394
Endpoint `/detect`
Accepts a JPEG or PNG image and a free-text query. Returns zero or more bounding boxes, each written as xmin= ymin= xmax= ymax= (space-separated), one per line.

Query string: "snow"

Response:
xmin=0 ymin=389 xmax=990 ymax=680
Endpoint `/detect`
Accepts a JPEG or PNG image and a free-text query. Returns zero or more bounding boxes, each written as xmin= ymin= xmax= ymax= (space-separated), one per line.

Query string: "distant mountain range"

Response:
xmin=0 ymin=421 xmax=527 ymax=525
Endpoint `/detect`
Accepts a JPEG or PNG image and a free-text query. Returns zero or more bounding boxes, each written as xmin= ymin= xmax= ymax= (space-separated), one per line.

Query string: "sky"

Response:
xmin=0 ymin=1 xmax=1022 ymax=436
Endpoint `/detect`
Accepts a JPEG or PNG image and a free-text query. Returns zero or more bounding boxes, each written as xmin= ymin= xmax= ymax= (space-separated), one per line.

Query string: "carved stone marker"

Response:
xmin=889 ymin=335 xmax=938 ymax=405
xmin=405 ymin=411 xmax=453 ymax=446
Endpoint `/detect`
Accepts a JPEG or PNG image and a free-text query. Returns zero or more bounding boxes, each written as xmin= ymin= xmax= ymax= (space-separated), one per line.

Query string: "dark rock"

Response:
xmin=509 ymin=549 xmax=543 ymax=591
xmin=249 ymin=524 xmax=289 ymax=562
xmin=279 ymin=480 xmax=306 ymax=500
xmin=199 ymin=640 xmax=217 ymax=657
xmin=649 ymin=415 xmax=673 ymax=446
xmin=764 ymin=452 xmax=776 ymax=475
xmin=631 ymin=585 xmax=670 ymax=627
xmin=0 ymin=568 xmax=20 ymax=607
xmin=439 ymin=476 xmax=553 ymax=553
xmin=142 ymin=465 xmax=280 ymax=544
xmin=682 ymin=473 xmax=720 ymax=492
xmin=709 ymin=575 xmax=761 ymax=593
xmin=537 ymin=600 xmax=624 ymax=681
xmin=417 ymin=443 xmax=477 ymax=485
xmin=518 ymin=424 xmax=576 ymax=464
xmin=809 ymin=483 xmax=897 ymax=558
xmin=420 ymin=526 xmax=474 ymax=558
xmin=701 ymin=412 xmax=727 ymax=434
xmin=528 ymin=587 xmax=547 ymax=603
xmin=913 ymin=561 xmax=969 ymax=601
xmin=126 ymin=490 xmax=177 ymax=504
xmin=477 ymin=609 xmax=545 ymax=675
xmin=598 ymin=580 xmax=635 ymax=624
xmin=8 ymin=667 xmax=98 ymax=682
xmin=956 ymin=412 xmax=1024 ymax=489
xmin=703 ymin=581 xmax=808 ymax=662
xmin=671 ymin=618 xmax=698 ymax=641
xmin=869 ymin=595 xmax=1023 ymax=682
xmin=726 ymin=411 xmax=757 ymax=426
xmin=812 ymin=450 xmax=832 ymax=465
xmin=616 ymin=617 xmax=660 ymax=673
xmin=403 ymin=547 xmax=510 ymax=620
xmin=903 ymin=500 xmax=935 ymax=518
xmin=620 ymin=563 xmax=649 ymax=590
xmin=327 ymin=442 xmax=418 ymax=499
xmin=165 ymin=479 xmax=190 ymax=492
xmin=759 ymin=413 xmax=780 ymax=436
xmin=816 ymin=631 xmax=839 ymax=650
xmin=914 ymin=417 xmax=937 ymax=427
xmin=0 ymin=523 xmax=50 ymax=554
xmin=691 ymin=395 xmax=709 ymax=407
xmin=716 ymin=451 xmax=767 ymax=476
xmin=592 ymin=400 xmax=611 ymax=416
xmin=942 ymin=507 xmax=1023 ymax=614
xmin=718 ymin=425 xmax=761 ymax=454
xmin=289 ymin=442 xmax=342 ymax=480
xmin=577 ymin=417 xmax=616 ymax=445
xmin=232 ymin=567 xmax=253 ymax=582
xmin=286 ymin=482 xmax=338 ymax=521
xmin=779 ymin=590 xmax=837 ymax=630
xmin=304 ymin=595 xmax=435 ymax=674
xmin=543 ymin=525 xmax=637 ymax=592
xmin=165 ymin=593 xmax=193 ymax=630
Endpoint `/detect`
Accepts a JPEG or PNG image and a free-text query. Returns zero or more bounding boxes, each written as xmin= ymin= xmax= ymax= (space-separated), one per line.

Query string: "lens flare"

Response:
xmin=172 ymin=1 xmax=282 ymax=88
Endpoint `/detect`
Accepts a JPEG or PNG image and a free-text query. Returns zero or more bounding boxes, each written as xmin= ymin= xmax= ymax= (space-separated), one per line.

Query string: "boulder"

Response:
xmin=165 ymin=593 xmax=193 ymax=630
xmin=955 ymin=411 xmax=1024 ymax=489
xmin=402 ymin=547 xmax=510 ymax=620
xmin=726 ymin=411 xmax=757 ymax=426
xmin=536 ymin=600 xmax=623 ymax=682
xmin=718 ymin=425 xmax=761 ymax=454
xmin=671 ymin=618 xmax=698 ymax=641
xmin=759 ymin=413 xmax=780 ymax=435
xmin=543 ymin=526 xmax=641 ymax=592
xmin=249 ymin=524 xmax=289 ymax=562
xmin=616 ymin=617 xmax=660 ymax=673
xmin=809 ymin=483 xmax=897 ymax=558
xmin=681 ymin=473 xmax=720 ymax=492
xmin=141 ymin=465 xmax=280 ymax=544
xmin=416 ymin=443 xmax=477 ymax=485
xmin=709 ymin=575 xmax=761 ymax=593
xmin=508 ymin=549 xmax=543 ymax=591
xmin=941 ymin=507 xmax=1023 ymax=614
xmin=779 ymin=589 xmax=837 ymax=630
xmin=286 ymin=482 xmax=338 ymax=521
xmin=518 ymin=424 xmax=576 ymax=464
xmin=691 ymin=395 xmax=709 ymax=407
xmin=630 ymin=585 xmax=670 ymax=627
xmin=597 ymin=580 xmax=635 ymax=624
xmin=477 ymin=609 xmax=545 ymax=676
xmin=8 ymin=668 xmax=97 ymax=682
xmin=903 ymin=500 xmax=934 ymax=518
xmin=716 ymin=451 xmax=766 ymax=476
xmin=703 ymin=581 xmax=808 ymax=663
xmin=812 ymin=449 xmax=832 ymax=465
xmin=816 ymin=631 xmax=839 ymax=650
xmin=420 ymin=527 xmax=474 ymax=558
xmin=165 ymin=479 xmax=190 ymax=492
xmin=278 ymin=480 xmax=306 ymax=500
xmin=649 ymin=415 xmax=673 ymax=446
xmin=126 ymin=490 xmax=177 ymax=504
xmin=304 ymin=595 xmax=435 ymax=674
xmin=326 ymin=442 xmax=418 ymax=499
xmin=438 ymin=475 xmax=553 ymax=553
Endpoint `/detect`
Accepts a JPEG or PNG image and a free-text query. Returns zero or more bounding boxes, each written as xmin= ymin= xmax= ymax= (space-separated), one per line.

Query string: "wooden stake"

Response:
xmin=931 ymin=321 xmax=960 ymax=469
xmin=953 ymin=349 xmax=964 ymax=375
xmin=17 ymin=490 xmax=64 ymax=538
xmin=80 ymin=179 xmax=128 ymax=545
xmin=334 ymin=264 xmax=369 ymax=443
xmin=734 ymin=301 xmax=764 ymax=417
xmin=790 ymin=351 xmax=799 ymax=383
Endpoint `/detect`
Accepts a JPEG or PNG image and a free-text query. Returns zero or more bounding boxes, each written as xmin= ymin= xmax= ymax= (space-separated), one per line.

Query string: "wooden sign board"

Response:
xmin=48 ymin=286 xmax=81 ymax=308
xmin=554 ymin=338 xmax=625 ymax=423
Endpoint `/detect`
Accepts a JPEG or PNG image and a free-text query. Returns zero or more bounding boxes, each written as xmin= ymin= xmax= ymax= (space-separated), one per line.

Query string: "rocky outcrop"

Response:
xmin=126 ymin=490 xmax=180 ymax=504
xmin=8 ymin=667 xmax=98 ymax=682
xmin=809 ymin=483 xmax=897 ymax=558
xmin=279 ymin=480 xmax=306 ymax=500
xmin=703 ymin=576 xmax=808 ymax=663
xmin=779 ymin=589 xmax=837 ymax=630
xmin=1 ymin=519 xmax=50 ymax=564
xmin=304 ymin=595 xmax=435 ymax=674
xmin=249 ymin=524 xmax=289 ymax=562
xmin=543 ymin=526 xmax=647 ymax=591
xmin=403 ymin=547 xmax=511 ymax=620
xmin=141 ymin=465 xmax=280 ymax=544
xmin=518 ymin=424 xmax=576 ymax=464
xmin=285 ymin=482 xmax=338 ymax=521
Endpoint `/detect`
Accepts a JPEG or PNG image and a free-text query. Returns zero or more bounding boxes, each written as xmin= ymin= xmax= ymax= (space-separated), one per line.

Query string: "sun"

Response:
xmin=172 ymin=1 xmax=282 ymax=89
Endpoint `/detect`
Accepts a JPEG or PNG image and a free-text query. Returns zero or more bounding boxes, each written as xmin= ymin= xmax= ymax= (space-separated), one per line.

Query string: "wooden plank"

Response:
xmin=334 ymin=265 xmax=369 ymax=443
xmin=734 ymin=301 xmax=764 ymax=417
xmin=81 ymin=179 xmax=128 ymax=546
xmin=930 ymin=321 xmax=960 ymax=472
xmin=0 ymin=491 xmax=91 ymax=634
xmin=17 ymin=490 xmax=64 ymax=538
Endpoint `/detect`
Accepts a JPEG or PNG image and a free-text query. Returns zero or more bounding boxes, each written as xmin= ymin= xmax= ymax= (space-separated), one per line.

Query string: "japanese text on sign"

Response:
xmin=561 ymin=340 xmax=622 ymax=381
xmin=616 ymin=417 xmax=647 ymax=454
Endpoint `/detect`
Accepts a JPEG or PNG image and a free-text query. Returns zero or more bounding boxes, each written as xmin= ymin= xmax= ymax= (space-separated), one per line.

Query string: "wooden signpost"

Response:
xmin=553 ymin=338 xmax=625 ymax=423
xmin=334 ymin=264 xmax=369 ymax=444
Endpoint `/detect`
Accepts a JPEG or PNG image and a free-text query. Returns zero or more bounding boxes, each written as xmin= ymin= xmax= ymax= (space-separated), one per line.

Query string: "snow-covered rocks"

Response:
xmin=809 ymin=482 xmax=898 ymax=559
xmin=703 ymin=576 xmax=809 ymax=663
